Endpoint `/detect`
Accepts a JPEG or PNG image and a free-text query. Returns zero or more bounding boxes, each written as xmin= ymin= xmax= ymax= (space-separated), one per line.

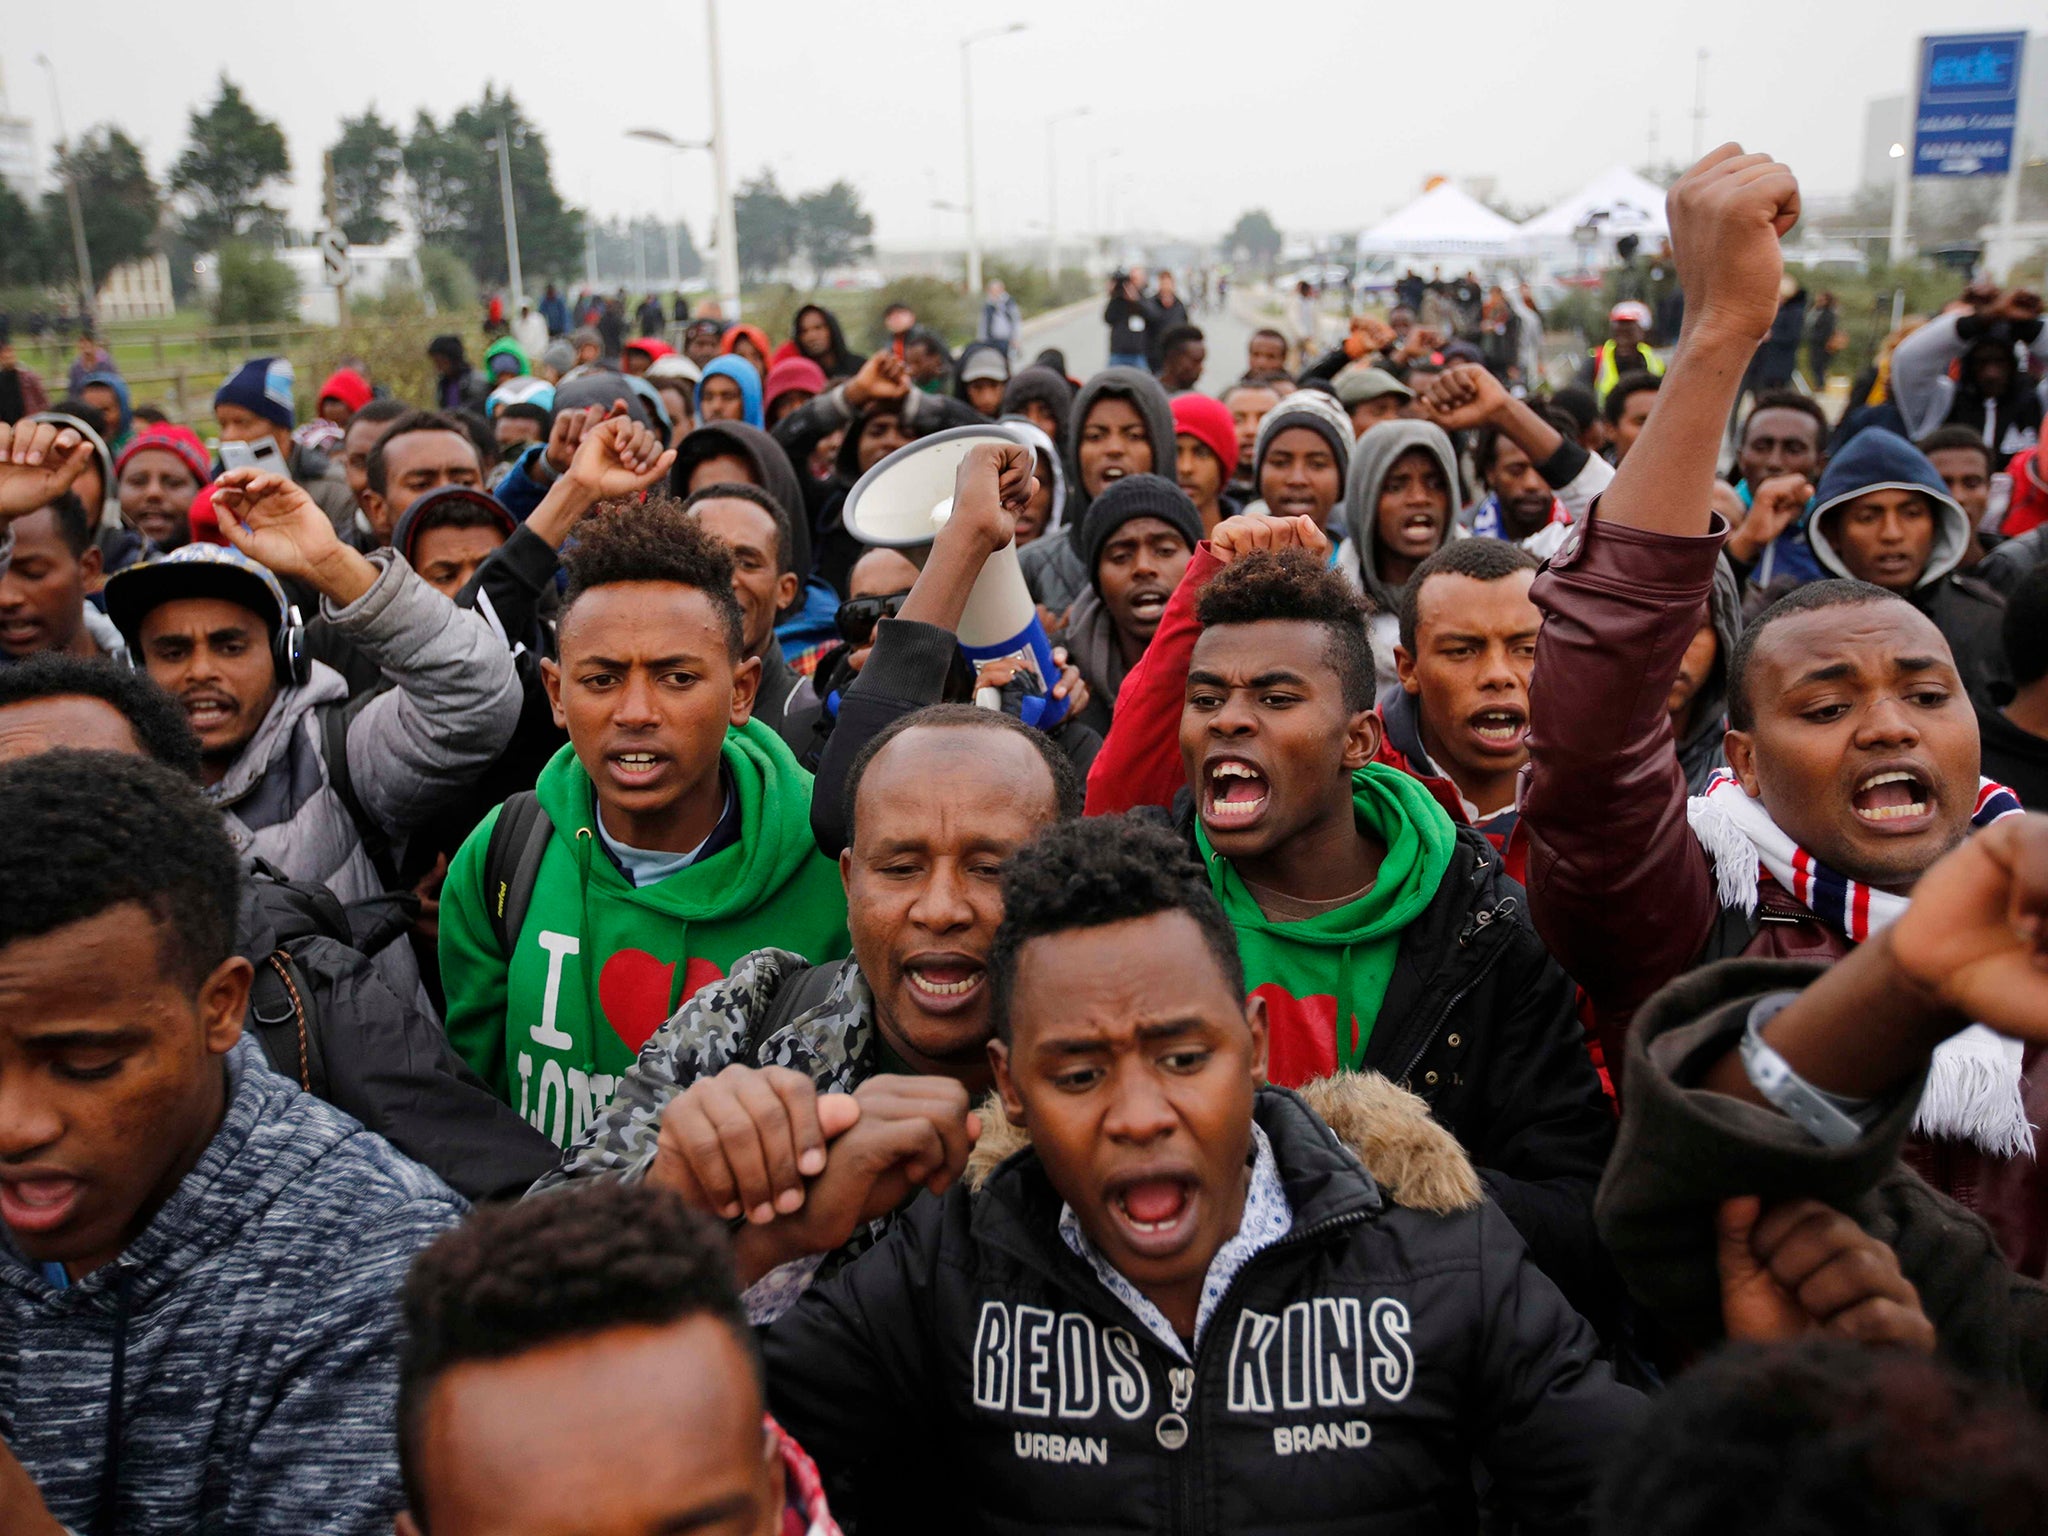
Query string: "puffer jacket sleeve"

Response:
xmin=532 ymin=948 xmax=806 ymax=1192
xmin=322 ymin=550 xmax=523 ymax=835
xmin=1464 ymin=1200 xmax=1646 ymax=1534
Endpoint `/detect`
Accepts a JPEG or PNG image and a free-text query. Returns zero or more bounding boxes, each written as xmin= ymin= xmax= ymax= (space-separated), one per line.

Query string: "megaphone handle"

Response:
xmin=975 ymin=686 xmax=1004 ymax=712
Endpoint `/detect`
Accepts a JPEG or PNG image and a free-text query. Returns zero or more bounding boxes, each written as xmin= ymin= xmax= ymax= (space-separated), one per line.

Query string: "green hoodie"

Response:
xmin=440 ymin=721 xmax=850 ymax=1148
xmin=482 ymin=335 xmax=530 ymax=377
xmin=1195 ymin=763 xmax=1454 ymax=1085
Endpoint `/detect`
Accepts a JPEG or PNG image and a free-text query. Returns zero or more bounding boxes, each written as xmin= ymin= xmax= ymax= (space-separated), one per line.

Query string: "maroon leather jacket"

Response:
xmin=1523 ymin=506 xmax=2048 ymax=1278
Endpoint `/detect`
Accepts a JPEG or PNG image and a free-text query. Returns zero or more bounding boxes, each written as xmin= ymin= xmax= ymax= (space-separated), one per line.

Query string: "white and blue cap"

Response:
xmin=214 ymin=356 xmax=298 ymax=430
xmin=104 ymin=543 xmax=291 ymax=651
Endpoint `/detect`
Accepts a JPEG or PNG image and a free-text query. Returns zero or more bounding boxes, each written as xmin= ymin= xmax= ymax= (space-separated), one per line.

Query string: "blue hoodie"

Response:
xmin=1806 ymin=428 xmax=1972 ymax=593
xmin=0 ymin=1037 xmax=464 ymax=1534
xmin=701 ymin=355 xmax=764 ymax=428
xmin=77 ymin=369 xmax=133 ymax=448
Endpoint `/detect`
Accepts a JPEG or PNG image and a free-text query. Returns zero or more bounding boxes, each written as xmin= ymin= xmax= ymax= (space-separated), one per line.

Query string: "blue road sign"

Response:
xmin=1913 ymin=32 xmax=2027 ymax=177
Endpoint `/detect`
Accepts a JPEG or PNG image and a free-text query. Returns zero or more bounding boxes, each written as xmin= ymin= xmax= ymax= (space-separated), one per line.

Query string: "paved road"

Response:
xmin=1018 ymin=291 xmax=1271 ymax=396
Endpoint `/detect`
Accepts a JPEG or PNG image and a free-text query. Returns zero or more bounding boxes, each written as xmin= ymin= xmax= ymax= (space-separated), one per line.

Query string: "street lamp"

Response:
xmin=1045 ymin=107 xmax=1089 ymax=282
xmin=482 ymin=126 xmax=525 ymax=312
xmin=703 ymin=0 xmax=742 ymax=319
xmin=626 ymin=128 xmax=712 ymax=296
xmin=34 ymin=54 xmax=94 ymax=326
xmin=1888 ymin=140 xmax=1912 ymax=328
xmin=960 ymin=21 xmax=1028 ymax=297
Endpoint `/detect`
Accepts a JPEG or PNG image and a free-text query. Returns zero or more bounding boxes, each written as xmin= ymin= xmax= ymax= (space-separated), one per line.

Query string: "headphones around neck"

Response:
xmin=274 ymin=604 xmax=310 ymax=688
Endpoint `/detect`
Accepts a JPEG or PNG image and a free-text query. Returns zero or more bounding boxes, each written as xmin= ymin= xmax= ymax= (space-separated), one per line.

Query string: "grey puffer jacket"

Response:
xmin=209 ymin=550 xmax=523 ymax=1003
xmin=0 ymin=1037 xmax=465 ymax=1535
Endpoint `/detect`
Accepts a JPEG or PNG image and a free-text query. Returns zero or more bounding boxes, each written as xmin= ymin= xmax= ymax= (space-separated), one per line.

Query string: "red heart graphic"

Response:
xmin=1254 ymin=984 xmax=1339 ymax=1087
xmin=596 ymin=949 xmax=728 ymax=1056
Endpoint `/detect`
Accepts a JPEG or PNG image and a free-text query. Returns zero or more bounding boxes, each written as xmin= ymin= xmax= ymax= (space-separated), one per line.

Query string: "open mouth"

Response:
xmin=1851 ymin=768 xmax=1933 ymax=826
xmin=903 ymin=954 xmax=987 ymax=1014
xmin=181 ymin=696 xmax=236 ymax=730
xmin=1104 ymin=1174 xmax=1200 ymax=1257
xmin=1128 ymin=589 xmax=1169 ymax=620
xmin=608 ymin=749 xmax=668 ymax=788
xmin=1204 ymin=757 xmax=1270 ymax=827
xmin=0 ymin=1174 xmax=83 ymax=1236
xmin=1469 ymin=707 xmax=1528 ymax=751
xmin=1099 ymin=465 xmax=1128 ymax=483
xmin=0 ymin=620 xmax=41 ymax=647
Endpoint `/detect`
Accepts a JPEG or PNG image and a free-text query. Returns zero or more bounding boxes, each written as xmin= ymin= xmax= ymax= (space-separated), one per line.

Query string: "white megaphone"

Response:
xmin=841 ymin=424 xmax=1069 ymax=729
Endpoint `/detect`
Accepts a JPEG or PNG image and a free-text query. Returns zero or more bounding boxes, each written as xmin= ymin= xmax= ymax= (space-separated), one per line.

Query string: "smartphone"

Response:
xmin=219 ymin=437 xmax=285 ymax=474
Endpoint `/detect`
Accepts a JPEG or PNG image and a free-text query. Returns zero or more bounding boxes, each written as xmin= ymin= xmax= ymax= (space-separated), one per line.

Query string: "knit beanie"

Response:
xmin=1080 ymin=473 xmax=1203 ymax=589
xmin=316 ymin=367 xmax=373 ymax=415
xmin=1253 ymin=389 xmax=1354 ymax=488
xmin=764 ymin=356 xmax=828 ymax=415
xmin=114 ymin=423 xmax=212 ymax=487
xmin=1171 ymin=393 xmax=1239 ymax=481
xmin=214 ymin=356 xmax=296 ymax=430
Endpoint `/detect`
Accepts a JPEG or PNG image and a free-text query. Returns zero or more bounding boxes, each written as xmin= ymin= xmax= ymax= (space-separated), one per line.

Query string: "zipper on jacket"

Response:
xmin=1390 ymin=899 xmax=1516 ymax=1089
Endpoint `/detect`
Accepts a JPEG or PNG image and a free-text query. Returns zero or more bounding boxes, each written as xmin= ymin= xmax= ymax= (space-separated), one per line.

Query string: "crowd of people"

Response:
xmin=0 ymin=139 xmax=2047 ymax=1535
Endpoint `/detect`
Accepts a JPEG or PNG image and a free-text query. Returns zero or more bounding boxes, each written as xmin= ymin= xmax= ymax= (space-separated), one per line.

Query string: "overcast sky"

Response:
xmin=0 ymin=0 xmax=2032 ymax=251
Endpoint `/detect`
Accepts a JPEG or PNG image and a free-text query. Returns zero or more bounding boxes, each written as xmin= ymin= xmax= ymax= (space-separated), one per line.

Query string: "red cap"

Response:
xmin=114 ymin=423 xmax=212 ymax=487
xmin=185 ymin=483 xmax=231 ymax=545
xmin=763 ymin=356 xmax=827 ymax=413
xmin=1171 ymin=393 xmax=1240 ymax=482
xmin=317 ymin=367 xmax=373 ymax=415
xmin=622 ymin=337 xmax=674 ymax=362
xmin=720 ymin=323 xmax=773 ymax=360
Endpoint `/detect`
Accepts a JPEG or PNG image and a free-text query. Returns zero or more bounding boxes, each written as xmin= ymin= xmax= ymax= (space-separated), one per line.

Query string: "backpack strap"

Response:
xmin=482 ymin=791 xmax=554 ymax=957
xmin=318 ymin=697 xmax=399 ymax=891
xmin=247 ymin=949 xmax=319 ymax=1094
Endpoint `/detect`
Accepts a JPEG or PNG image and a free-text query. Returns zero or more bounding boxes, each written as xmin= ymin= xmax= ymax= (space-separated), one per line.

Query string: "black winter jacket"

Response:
xmin=765 ymin=1085 xmax=1640 ymax=1535
xmin=1162 ymin=802 xmax=1620 ymax=1325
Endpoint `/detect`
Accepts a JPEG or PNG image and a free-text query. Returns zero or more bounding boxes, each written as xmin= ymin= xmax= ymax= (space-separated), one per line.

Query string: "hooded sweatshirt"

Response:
xmin=438 ymin=722 xmax=850 ymax=1148
xmin=1196 ymin=763 xmax=1456 ymax=1077
xmin=482 ymin=336 xmax=530 ymax=378
xmin=1802 ymin=428 xmax=2010 ymax=706
xmin=781 ymin=305 xmax=858 ymax=380
xmin=1337 ymin=420 xmax=1463 ymax=692
xmin=76 ymin=369 xmax=134 ymax=448
xmin=0 ymin=1036 xmax=463 ymax=1536
xmin=998 ymin=366 xmax=1076 ymax=455
xmin=1018 ymin=368 xmax=1177 ymax=616
xmin=700 ymin=355 xmax=764 ymax=427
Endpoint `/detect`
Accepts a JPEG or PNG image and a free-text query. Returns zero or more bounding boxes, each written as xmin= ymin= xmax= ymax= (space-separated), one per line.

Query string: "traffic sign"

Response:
xmin=317 ymin=228 xmax=351 ymax=287
xmin=1912 ymin=32 xmax=2027 ymax=178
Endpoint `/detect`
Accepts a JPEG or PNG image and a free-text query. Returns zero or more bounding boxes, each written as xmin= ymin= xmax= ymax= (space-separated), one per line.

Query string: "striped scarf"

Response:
xmin=1470 ymin=491 xmax=1568 ymax=542
xmin=1686 ymin=770 xmax=2032 ymax=1157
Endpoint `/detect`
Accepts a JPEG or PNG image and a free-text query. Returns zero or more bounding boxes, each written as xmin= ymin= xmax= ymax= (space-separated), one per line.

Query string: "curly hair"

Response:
xmin=397 ymin=1181 xmax=752 ymax=1523
xmin=1193 ymin=548 xmax=1377 ymax=712
xmin=0 ymin=653 xmax=202 ymax=776
xmin=1595 ymin=1339 xmax=2048 ymax=1536
xmin=559 ymin=495 xmax=746 ymax=660
xmin=1728 ymin=578 xmax=1901 ymax=730
xmin=842 ymin=702 xmax=1084 ymax=845
xmin=0 ymin=750 xmax=239 ymax=991
xmin=1396 ymin=537 xmax=1540 ymax=654
xmin=988 ymin=812 xmax=1243 ymax=1042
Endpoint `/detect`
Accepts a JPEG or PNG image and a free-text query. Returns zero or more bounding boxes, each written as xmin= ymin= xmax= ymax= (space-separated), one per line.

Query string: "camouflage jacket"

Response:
xmin=533 ymin=948 xmax=877 ymax=1194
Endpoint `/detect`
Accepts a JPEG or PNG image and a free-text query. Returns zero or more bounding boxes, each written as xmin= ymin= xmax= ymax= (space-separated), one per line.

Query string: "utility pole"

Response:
xmin=960 ymin=23 xmax=1028 ymax=297
xmin=323 ymin=150 xmax=349 ymax=332
xmin=705 ymin=0 xmax=741 ymax=319
xmin=35 ymin=55 xmax=94 ymax=327
xmin=487 ymin=124 xmax=525 ymax=311
xmin=1045 ymin=107 xmax=1088 ymax=282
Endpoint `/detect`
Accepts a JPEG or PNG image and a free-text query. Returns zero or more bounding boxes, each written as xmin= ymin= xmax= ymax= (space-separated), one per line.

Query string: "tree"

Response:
xmin=402 ymin=86 xmax=583 ymax=291
xmin=0 ymin=182 xmax=51 ymax=286
xmin=1223 ymin=209 xmax=1283 ymax=268
xmin=329 ymin=109 xmax=403 ymax=245
xmin=171 ymin=76 xmax=290 ymax=249
xmin=795 ymin=180 xmax=874 ymax=285
xmin=735 ymin=170 xmax=799 ymax=283
xmin=212 ymin=241 xmax=297 ymax=324
xmin=44 ymin=126 xmax=161 ymax=283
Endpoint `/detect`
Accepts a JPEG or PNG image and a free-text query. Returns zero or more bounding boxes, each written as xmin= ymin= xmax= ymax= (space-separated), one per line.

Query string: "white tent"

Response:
xmin=1515 ymin=167 xmax=1670 ymax=263
xmin=1356 ymin=183 xmax=1521 ymax=260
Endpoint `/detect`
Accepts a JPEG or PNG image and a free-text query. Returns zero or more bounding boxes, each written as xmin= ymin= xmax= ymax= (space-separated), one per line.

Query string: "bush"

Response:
xmin=417 ymin=245 xmax=477 ymax=316
xmin=292 ymin=314 xmax=486 ymax=418
xmin=212 ymin=242 xmax=298 ymax=326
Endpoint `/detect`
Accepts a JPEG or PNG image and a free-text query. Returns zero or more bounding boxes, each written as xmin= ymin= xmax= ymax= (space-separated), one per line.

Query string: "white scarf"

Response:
xmin=1686 ymin=770 xmax=2033 ymax=1159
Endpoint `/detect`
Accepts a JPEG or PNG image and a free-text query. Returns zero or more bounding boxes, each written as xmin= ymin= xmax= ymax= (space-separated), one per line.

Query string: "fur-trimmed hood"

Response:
xmin=965 ymin=1070 xmax=1483 ymax=1216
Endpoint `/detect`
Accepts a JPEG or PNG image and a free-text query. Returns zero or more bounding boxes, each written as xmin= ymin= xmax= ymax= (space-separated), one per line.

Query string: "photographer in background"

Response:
xmin=1105 ymin=270 xmax=1149 ymax=371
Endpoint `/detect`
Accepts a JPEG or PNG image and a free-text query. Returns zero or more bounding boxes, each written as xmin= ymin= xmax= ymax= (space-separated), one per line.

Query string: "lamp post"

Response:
xmin=1888 ymin=140 xmax=1911 ymax=329
xmin=1045 ymin=106 xmax=1089 ymax=282
xmin=34 ymin=54 xmax=94 ymax=326
xmin=626 ymin=128 xmax=713 ymax=297
xmin=960 ymin=22 xmax=1028 ymax=297
xmin=483 ymin=125 xmax=525 ymax=311
xmin=703 ymin=0 xmax=741 ymax=318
